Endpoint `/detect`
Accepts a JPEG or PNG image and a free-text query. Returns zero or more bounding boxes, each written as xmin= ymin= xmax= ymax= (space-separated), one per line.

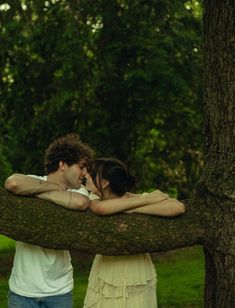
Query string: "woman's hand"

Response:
xmin=121 ymin=192 xmax=141 ymax=198
xmin=144 ymin=189 xmax=169 ymax=203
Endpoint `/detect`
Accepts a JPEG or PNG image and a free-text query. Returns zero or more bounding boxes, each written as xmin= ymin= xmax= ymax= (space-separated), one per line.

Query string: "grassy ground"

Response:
xmin=0 ymin=235 xmax=204 ymax=307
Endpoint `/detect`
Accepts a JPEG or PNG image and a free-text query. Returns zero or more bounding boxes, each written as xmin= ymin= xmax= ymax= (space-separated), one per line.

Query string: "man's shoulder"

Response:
xmin=27 ymin=175 xmax=47 ymax=181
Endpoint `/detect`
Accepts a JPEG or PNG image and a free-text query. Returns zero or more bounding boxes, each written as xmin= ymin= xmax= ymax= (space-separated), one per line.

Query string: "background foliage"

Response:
xmin=0 ymin=0 xmax=202 ymax=197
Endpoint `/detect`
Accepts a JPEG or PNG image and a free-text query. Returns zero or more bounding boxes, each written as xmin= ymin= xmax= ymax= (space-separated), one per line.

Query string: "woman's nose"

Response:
xmin=85 ymin=173 xmax=91 ymax=180
xmin=82 ymin=168 xmax=88 ymax=176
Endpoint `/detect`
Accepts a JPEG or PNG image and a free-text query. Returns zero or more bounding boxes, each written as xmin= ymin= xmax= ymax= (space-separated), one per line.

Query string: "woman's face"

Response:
xmin=85 ymin=173 xmax=100 ymax=195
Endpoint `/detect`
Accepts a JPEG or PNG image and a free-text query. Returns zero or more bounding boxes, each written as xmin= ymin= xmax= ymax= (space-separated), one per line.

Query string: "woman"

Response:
xmin=83 ymin=158 xmax=185 ymax=308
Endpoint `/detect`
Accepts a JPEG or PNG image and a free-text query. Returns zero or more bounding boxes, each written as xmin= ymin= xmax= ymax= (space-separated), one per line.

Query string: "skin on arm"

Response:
xmin=89 ymin=190 xmax=169 ymax=215
xmin=125 ymin=198 xmax=185 ymax=217
xmin=4 ymin=174 xmax=64 ymax=195
xmin=36 ymin=191 xmax=90 ymax=210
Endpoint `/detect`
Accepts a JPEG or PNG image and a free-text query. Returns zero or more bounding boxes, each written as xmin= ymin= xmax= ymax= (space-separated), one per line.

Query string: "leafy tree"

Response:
xmin=0 ymin=0 xmax=202 ymax=197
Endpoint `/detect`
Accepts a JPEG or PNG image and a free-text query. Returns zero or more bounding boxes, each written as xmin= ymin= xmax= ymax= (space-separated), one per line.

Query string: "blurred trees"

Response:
xmin=0 ymin=0 xmax=202 ymax=197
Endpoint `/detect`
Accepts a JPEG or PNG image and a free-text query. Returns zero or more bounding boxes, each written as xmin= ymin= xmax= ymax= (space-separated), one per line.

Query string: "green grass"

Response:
xmin=0 ymin=235 xmax=204 ymax=307
xmin=156 ymin=247 xmax=204 ymax=307
xmin=0 ymin=277 xmax=9 ymax=307
xmin=0 ymin=235 xmax=15 ymax=306
xmin=0 ymin=235 xmax=15 ymax=252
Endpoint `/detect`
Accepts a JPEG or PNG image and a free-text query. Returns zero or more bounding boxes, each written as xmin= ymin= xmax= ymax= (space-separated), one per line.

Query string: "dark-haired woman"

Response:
xmin=83 ymin=158 xmax=185 ymax=308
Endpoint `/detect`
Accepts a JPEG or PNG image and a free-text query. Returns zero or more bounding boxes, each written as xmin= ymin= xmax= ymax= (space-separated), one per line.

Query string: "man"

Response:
xmin=5 ymin=134 xmax=94 ymax=308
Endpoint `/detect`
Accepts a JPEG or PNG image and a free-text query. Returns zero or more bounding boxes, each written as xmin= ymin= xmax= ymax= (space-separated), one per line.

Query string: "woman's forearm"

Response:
xmin=89 ymin=190 xmax=169 ymax=215
xmin=126 ymin=198 xmax=185 ymax=217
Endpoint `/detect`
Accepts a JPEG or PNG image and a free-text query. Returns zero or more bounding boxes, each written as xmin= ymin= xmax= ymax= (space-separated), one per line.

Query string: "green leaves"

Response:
xmin=0 ymin=0 xmax=203 ymax=197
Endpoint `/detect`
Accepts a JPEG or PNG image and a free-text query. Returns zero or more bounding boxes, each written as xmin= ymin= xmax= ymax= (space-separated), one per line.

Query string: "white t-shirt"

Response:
xmin=9 ymin=175 xmax=89 ymax=297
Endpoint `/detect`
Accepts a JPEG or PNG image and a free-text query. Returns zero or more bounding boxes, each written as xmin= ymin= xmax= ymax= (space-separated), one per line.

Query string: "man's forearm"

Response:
xmin=37 ymin=191 xmax=90 ymax=210
xmin=4 ymin=174 xmax=61 ymax=195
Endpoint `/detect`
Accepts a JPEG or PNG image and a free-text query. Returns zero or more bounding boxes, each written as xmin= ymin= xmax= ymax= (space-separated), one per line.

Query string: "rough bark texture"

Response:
xmin=0 ymin=188 xmax=204 ymax=255
xmin=201 ymin=0 xmax=235 ymax=306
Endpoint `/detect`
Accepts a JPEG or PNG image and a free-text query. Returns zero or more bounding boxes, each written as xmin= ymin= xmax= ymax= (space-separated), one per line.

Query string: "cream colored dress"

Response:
xmin=83 ymin=253 xmax=157 ymax=308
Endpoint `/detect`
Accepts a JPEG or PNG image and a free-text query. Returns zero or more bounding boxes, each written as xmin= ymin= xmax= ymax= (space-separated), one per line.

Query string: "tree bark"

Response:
xmin=201 ymin=0 xmax=235 ymax=306
xmin=0 ymin=188 xmax=204 ymax=255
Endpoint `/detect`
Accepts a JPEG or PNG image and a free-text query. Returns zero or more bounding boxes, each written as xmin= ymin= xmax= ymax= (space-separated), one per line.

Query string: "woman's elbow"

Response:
xmin=178 ymin=201 xmax=186 ymax=214
xmin=90 ymin=203 xmax=107 ymax=215
xmin=163 ymin=199 xmax=185 ymax=217
xmin=92 ymin=207 xmax=106 ymax=215
xmin=172 ymin=200 xmax=186 ymax=216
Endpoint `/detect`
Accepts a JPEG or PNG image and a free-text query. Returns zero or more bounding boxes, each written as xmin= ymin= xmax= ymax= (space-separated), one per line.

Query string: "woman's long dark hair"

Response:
xmin=90 ymin=158 xmax=135 ymax=198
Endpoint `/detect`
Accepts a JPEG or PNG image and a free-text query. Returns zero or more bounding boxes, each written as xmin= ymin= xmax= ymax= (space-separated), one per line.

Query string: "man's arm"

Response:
xmin=36 ymin=191 xmax=90 ymax=210
xmin=4 ymin=174 xmax=62 ymax=195
xmin=125 ymin=198 xmax=185 ymax=216
xmin=89 ymin=190 xmax=169 ymax=215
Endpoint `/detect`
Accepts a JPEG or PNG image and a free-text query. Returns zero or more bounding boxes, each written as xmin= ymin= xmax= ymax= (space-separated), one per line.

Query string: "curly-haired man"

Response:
xmin=5 ymin=134 xmax=94 ymax=308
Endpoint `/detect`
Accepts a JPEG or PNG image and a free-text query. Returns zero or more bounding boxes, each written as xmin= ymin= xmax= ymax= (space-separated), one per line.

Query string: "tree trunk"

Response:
xmin=0 ymin=188 xmax=203 ymax=255
xmin=201 ymin=0 xmax=235 ymax=306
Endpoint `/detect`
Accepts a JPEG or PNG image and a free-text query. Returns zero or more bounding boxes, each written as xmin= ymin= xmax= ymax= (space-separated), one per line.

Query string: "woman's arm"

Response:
xmin=125 ymin=198 xmax=185 ymax=217
xmin=4 ymin=174 xmax=63 ymax=195
xmin=89 ymin=190 xmax=169 ymax=215
xmin=36 ymin=191 xmax=90 ymax=210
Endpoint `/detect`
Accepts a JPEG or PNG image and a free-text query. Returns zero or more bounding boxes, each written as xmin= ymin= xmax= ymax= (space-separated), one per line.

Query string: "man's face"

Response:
xmin=63 ymin=160 xmax=88 ymax=189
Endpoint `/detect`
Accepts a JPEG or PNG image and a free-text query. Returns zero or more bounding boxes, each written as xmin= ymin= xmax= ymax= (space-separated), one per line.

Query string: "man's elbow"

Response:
xmin=4 ymin=175 xmax=20 ymax=194
xmin=73 ymin=195 xmax=90 ymax=210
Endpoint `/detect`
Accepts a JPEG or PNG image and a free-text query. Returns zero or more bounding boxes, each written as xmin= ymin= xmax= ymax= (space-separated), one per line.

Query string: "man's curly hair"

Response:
xmin=44 ymin=134 xmax=95 ymax=174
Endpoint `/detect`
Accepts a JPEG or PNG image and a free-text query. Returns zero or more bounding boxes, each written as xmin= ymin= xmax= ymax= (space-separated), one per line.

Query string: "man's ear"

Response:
xmin=59 ymin=161 xmax=65 ymax=171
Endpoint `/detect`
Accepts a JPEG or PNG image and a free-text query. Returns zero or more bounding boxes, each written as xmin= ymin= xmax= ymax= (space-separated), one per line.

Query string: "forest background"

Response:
xmin=0 ymin=1 xmax=204 ymax=306
xmin=0 ymin=0 xmax=202 ymax=199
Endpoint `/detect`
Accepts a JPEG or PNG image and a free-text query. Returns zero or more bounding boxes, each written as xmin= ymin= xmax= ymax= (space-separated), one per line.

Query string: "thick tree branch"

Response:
xmin=0 ymin=188 xmax=204 ymax=255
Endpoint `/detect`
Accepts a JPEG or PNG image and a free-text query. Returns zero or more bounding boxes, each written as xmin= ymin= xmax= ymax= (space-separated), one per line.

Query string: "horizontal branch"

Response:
xmin=0 ymin=188 xmax=205 ymax=255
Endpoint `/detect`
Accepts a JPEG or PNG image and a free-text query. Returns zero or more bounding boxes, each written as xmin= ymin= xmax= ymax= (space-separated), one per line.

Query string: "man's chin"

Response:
xmin=70 ymin=183 xmax=81 ymax=189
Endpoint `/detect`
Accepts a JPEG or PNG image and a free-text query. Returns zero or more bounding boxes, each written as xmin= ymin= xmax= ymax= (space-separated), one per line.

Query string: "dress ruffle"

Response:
xmin=83 ymin=253 xmax=157 ymax=308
